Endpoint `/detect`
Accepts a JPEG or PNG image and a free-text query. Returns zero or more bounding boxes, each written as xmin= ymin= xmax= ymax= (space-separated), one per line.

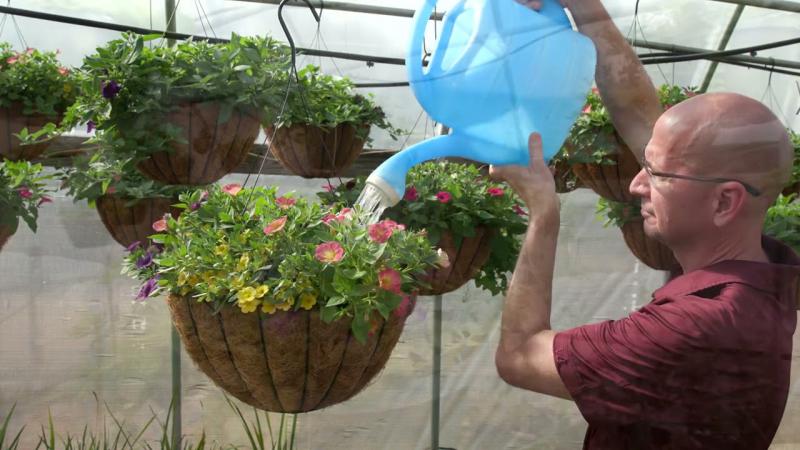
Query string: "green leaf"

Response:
xmin=351 ymin=315 xmax=369 ymax=344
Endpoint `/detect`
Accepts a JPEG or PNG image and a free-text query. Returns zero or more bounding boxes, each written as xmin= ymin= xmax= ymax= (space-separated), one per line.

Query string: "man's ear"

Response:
xmin=712 ymin=183 xmax=747 ymax=227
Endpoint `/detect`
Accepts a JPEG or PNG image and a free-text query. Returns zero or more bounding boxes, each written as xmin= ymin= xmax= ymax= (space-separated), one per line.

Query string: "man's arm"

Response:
xmin=490 ymin=133 xmax=571 ymax=400
xmin=519 ymin=0 xmax=662 ymax=160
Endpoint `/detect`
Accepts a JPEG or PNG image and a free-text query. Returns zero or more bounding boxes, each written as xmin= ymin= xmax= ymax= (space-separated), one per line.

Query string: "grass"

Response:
xmin=1 ymin=395 xmax=297 ymax=450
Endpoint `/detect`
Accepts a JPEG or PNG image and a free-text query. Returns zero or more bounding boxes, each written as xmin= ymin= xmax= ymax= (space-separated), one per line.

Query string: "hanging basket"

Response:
xmin=0 ymin=223 xmax=14 ymax=252
xmin=620 ymin=218 xmax=680 ymax=271
xmin=419 ymin=228 xmax=494 ymax=296
xmin=549 ymin=156 xmax=582 ymax=194
xmin=782 ymin=182 xmax=799 ymax=198
xmin=0 ymin=104 xmax=62 ymax=161
xmin=136 ymin=102 xmax=261 ymax=185
xmin=167 ymin=293 xmax=414 ymax=413
xmin=267 ymin=123 xmax=368 ymax=179
xmin=96 ymin=195 xmax=181 ymax=248
xmin=568 ymin=131 xmax=641 ymax=203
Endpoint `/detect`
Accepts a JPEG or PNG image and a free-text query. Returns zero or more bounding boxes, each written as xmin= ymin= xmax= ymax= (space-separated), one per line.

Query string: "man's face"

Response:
xmin=629 ymin=117 xmax=714 ymax=246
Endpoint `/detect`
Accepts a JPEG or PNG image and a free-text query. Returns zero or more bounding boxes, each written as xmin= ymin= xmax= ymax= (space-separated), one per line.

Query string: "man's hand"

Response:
xmin=515 ymin=0 xmax=568 ymax=11
xmin=489 ymin=132 xmax=558 ymax=212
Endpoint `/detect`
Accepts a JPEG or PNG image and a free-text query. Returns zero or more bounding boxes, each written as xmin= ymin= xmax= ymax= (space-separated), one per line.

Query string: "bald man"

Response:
xmin=489 ymin=1 xmax=800 ymax=449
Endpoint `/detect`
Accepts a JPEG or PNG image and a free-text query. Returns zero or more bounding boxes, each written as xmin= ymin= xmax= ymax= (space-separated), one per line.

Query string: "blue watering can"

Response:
xmin=364 ymin=0 xmax=597 ymax=206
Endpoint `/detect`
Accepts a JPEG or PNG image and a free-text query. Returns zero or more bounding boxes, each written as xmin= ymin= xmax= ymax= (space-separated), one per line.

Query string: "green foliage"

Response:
xmin=789 ymin=129 xmax=799 ymax=188
xmin=318 ymin=161 xmax=528 ymax=295
xmin=122 ymin=184 xmax=437 ymax=343
xmin=595 ymin=197 xmax=641 ymax=228
xmin=0 ymin=43 xmax=76 ymax=116
xmin=60 ymin=150 xmax=196 ymax=207
xmin=563 ymin=85 xmax=698 ymax=165
xmin=0 ymin=160 xmax=55 ymax=233
xmin=764 ymin=194 xmax=800 ymax=253
xmin=276 ymin=65 xmax=402 ymax=142
xmin=63 ymin=33 xmax=291 ymax=164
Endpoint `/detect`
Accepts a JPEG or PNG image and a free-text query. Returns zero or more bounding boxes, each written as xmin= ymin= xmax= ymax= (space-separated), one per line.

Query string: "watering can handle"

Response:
xmin=407 ymin=0 xmax=466 ymax=83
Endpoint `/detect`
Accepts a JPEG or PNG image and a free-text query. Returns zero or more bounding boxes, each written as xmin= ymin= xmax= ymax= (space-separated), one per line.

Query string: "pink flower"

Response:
xmin=683 ymin=88 xmax=697 ymax=98
xmin=368 ymin=221 xmax=394 ymax=243
xmin=591 ymin=87 xmax=599 ymax=95
xmin=276 ymin=196 xmax=296 ymax=209
xmin=37 ymin=196 xmax=53 ymax=207
xmin=152 ymin=219 xmax=168 ymax=232
xmin=58 ymin=67 xmax=69 ymax=76
xmin=582 ymin=104 xmax=592 ymax=114
xmin=25 ymin=48 xmax=34 ymax=55
xmin=378 ymin=268 xmax=402 ymax=294
xmin=106 ymin=186 xmax=117 ymax=194
xmin=322 ymin=213 xmax=338 ymax=225
xmin=6 ymin=55 xmax=18 ymax=65
xmin=381 ymin=219 xmax=405 ymax=231
xmin=336 ymin=207 xmax=353 ymax=221
xmin=487 ymin=187 xmax=504 ymax=197
xmin=403 ymin=186 xmax=418 ymax=201
xmin=263 ymin=216 xmax=287 ymax=235
xmin=435 ymin=191 xmax=452 ymax=203
xmin=513 ymin=205 xmax=528 ymax=216
xmin=222 ymin=183 xmax=242 ymax=196
xmin=17 ymin=187 xmax=33 ymax=199
xmin=322 ymin=183 xmax=335 ymax=192
xmin=315 ymin=241 xmax=345 ymax=264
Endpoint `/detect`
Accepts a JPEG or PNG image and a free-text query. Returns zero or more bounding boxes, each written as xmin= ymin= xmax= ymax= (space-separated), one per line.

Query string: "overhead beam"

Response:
xmin=700 ymin=4 xmax=746 ymax=92
xmin=630 ymin=38 xmax=800 ymax=71
xmin=231 ymin=0 xmax=445 ymax=20
xmin=708 ymin=0 xmax=800 ymax=14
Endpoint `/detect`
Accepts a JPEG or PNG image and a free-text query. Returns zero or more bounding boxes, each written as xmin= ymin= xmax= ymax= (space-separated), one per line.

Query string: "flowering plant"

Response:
xmin=318 ymin=161 xmax=528 ymax=295
xmin=763 ymin=194 xmax=800 ymax=253
xmin=60 ymin=149 xmax=194 ymax=207
xmin=0 ymin=160 xmax=54 ymax=233
xmin=62 ymin=33 xmax=290 ymax=163
xmin=788 ymin=129 xmax=799 ymax=189
xmin=122 ymin=184 xmax=438 ymax=342
xmin=595 ymin=197 xmax=640 ymax=228
xmin=563 ymin=84 xmax=698 ymax=164
xmin=0 ymin=43 xmax=76 ymax=116
xmin=275 ymin=65 xmax=402 ymax=142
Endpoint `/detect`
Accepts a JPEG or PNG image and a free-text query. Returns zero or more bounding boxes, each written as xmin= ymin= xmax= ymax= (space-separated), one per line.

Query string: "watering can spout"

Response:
xmin=365 ymin=134 xmax=469 ymax=207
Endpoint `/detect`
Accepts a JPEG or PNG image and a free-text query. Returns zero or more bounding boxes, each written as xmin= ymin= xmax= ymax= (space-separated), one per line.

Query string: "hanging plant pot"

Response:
xmin=568 ymin=132 xmax=641 ymax=203
xmin=0 ymin=104 xmax=62 ymax=161
xmin=96 ymin=195 xmax=181 ymax=248
xmin=549 ymin=156 xmax=582 ymax=194
xmin=620 ymin=218 xmax=680 ymax=271
xmin=167 ymin=293 xmax=414 ymax=413
xmin=267 ymin=124 xmax=368 ymax=179
xmin=136 ymin=102 xmax=261 ymax=185
xmin=0 ymin=223 xmax=14 ymax=251
xmin=419 ymin=228 xmax=494 ymax=296
xmin=782 ymin=182 xmax=799 ymax=198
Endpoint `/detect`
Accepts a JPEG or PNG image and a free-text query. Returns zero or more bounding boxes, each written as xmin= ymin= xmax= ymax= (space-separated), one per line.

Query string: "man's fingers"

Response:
xmin=528 ymin=132 xmax=544 ymax=166
xmin=515 ymin=0 xmax=543 ymax=10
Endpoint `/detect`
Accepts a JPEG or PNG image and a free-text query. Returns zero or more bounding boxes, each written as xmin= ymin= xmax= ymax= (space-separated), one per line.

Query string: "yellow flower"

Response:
xmin=201 ymin=271 xmax=215 ymax=284
xmin=277 ymin=301 xmax=293 ymax=312
xmin=63 ymin=84 xmax=72 ymax=93
xmin=238 ymin=229 xmax=252 ymax=244
xmin=237 ymin=287 xmax=257 ymax=303
xmin=255 ymin=285 xmax=269 ymax=298
xmin=180 ymin=286 xmax=191 ymax=296
xmin=188 ymin=274 xmax=200 ymax=285
xmin=214 ymin=244 xmax=229 ymax=256
xmin=261 ymin=302 xmax=277 ymax=314
xmin=299 ymin=292 xmax=317 ymax=310
xmin=231 ymin=277 xmax=245 ymax=290
xmin=236 ymin=254 xmax=250 ymax=272
xmin=239 ymin=301 xmax=258 ymax=313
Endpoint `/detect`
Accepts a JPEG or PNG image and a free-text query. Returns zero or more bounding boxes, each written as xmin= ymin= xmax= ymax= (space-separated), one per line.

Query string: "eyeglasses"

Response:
xmin=642 ymin=158 xmax=762 ymax=197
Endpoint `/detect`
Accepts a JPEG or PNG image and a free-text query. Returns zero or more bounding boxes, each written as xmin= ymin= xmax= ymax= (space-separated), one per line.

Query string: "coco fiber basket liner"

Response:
xmin=167 ymin=293 xmax=413 ymax=413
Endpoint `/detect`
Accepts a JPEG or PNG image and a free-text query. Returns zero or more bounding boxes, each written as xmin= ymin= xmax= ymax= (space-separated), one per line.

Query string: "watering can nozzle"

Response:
xmin=364 ymin=174 xmax=403 ymax=208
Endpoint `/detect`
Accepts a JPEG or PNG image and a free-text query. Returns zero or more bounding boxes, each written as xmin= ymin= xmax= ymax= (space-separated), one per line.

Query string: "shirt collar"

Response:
xmin=654 ymin=235 xmax=800 ymax=301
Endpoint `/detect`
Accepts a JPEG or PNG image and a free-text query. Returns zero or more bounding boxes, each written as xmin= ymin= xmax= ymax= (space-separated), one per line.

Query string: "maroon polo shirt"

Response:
xmin=554 ymin=236 xmax=800 ymax=450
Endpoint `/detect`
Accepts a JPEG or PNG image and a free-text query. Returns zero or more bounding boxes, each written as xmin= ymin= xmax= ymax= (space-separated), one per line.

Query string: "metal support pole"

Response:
xmin=701 ymin=4 xmax=746 ymax=92
xmin=232 ymin=0 xmax=445 ymax=20
xmin=163 ymin=1 xmax=181 ymax=447
xmin=708 ymin=0 xmax=800 ymax=13
xmin=431 ymin=294 xmax=443 ymax=450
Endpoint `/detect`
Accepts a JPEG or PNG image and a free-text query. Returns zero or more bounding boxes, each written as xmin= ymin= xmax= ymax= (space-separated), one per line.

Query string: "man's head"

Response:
xmin=629 ymin=92 xmax=793 ymax=255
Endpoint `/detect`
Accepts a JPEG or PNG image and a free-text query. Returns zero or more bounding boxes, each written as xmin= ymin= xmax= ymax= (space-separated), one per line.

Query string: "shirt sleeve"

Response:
xmin=552 ymin=297 xmax=715 ymax=426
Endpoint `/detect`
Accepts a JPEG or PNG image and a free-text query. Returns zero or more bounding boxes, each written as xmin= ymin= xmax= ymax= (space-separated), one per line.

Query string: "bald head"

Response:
xmin=657 ymin=92 xmax=793 ymax=204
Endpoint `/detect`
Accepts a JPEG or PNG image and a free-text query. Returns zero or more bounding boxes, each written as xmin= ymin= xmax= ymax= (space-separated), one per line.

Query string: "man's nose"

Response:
xmin=629 ymin=167 xmax=649 ymax=197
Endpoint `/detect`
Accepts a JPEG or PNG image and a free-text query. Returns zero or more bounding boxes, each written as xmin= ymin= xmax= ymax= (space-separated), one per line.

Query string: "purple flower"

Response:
xmin=126 ymin=241 xmax=142 ymax=252
xmin=136 ymin=252 xmax=153 ymax=269
xmin=149 ymin=243 xmax=165 ymax=253
xmin=102 ymin=80 xmax=121 ymax=99
xmin=136 ymin=276 xmax=159 ymax=300
xmin=86 ymin=120 xmax=96 ymax=133
xmin=190 ymin=202 xmax=201 ymax=211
